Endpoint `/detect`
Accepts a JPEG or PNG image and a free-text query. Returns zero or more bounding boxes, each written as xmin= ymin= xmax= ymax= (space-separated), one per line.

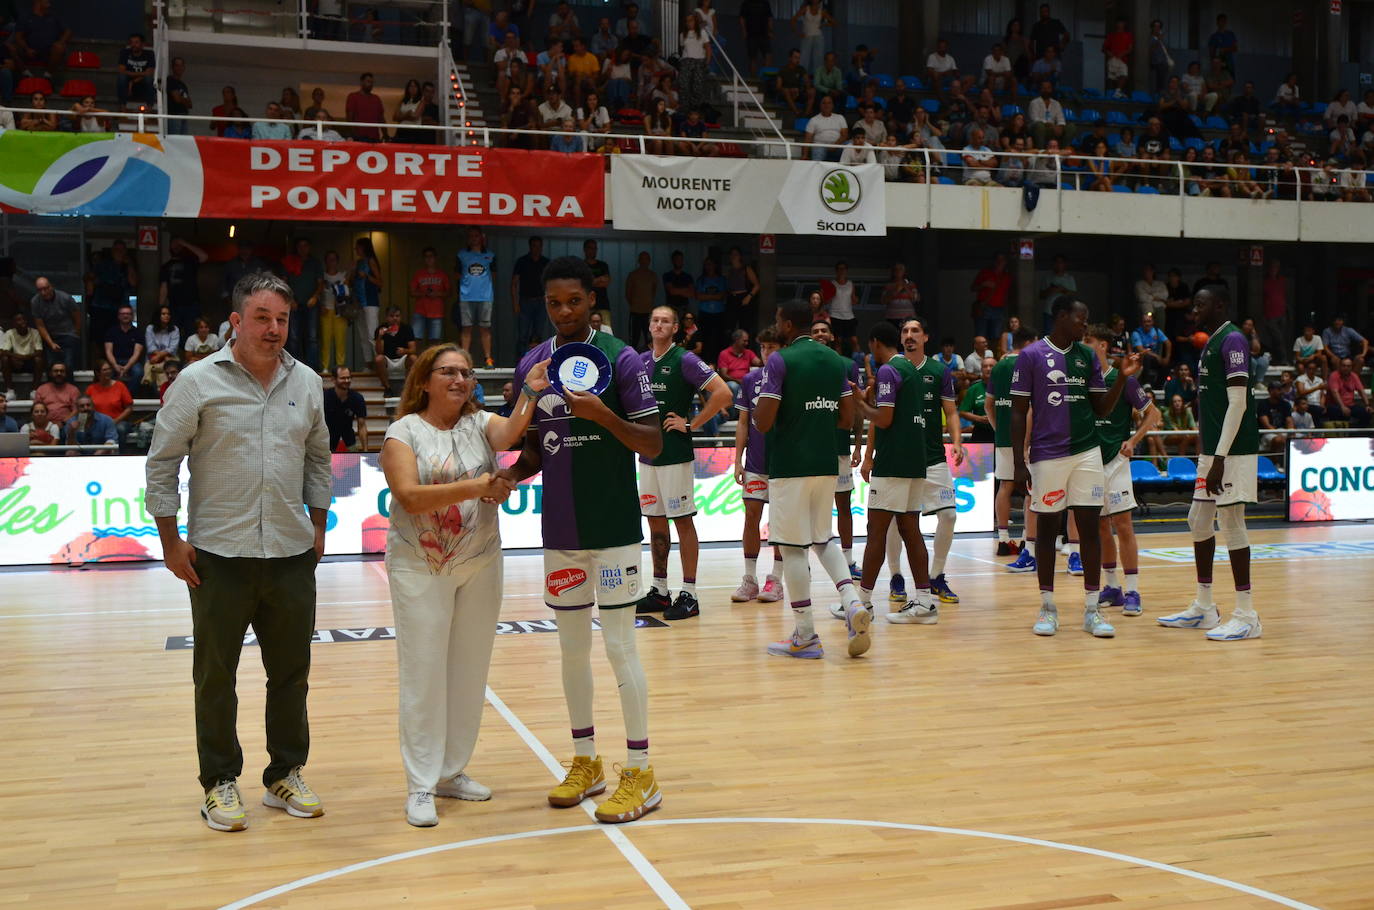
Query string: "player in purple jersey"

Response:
xmin=732 ymin=327 xmax=785 ymax=602
xmin=1010 ymin=296 xmax=1142 ymax=638
xmin=497 ymin=257 xmax=665 ymax=824
xmin=810 ymin=320 xmax=864 ymax=579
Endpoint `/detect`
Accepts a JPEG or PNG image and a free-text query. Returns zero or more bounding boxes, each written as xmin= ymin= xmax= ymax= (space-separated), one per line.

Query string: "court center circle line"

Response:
xmin=218 ymin=816 xmax=1319 ymax=910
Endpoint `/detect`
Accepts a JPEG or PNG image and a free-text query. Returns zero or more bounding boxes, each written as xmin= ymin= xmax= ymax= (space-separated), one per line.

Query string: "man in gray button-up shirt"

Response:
xmin=146 ymin=271 xmax=331 ymax=832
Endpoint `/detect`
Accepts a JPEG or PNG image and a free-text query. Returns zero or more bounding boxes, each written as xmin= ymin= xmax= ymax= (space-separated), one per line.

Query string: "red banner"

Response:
xmin=193 ymin=138 xmax=605 ymax=226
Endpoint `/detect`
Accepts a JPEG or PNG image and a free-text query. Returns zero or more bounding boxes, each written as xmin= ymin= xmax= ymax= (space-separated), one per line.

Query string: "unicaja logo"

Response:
xmin=820 ymin=168 xmax=860 ymax=214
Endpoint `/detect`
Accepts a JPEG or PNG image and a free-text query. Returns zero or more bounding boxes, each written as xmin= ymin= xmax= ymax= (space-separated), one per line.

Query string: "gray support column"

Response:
xmin=1132 ymin=0 xmax=1153 ymax=94
xmin=898 ymin=1 xmax=921 ymax=78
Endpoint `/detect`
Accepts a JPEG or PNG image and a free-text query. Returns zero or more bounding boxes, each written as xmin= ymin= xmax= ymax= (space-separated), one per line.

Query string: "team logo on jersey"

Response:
xmin=543 ymin=430 xmax=562 ymax=455
xmin=745 ymin=479 xmax=768 ymax=494
xmin=599 ymin=566 xmax=624 ymax=590
xmin=1046 ymin=391 xmax=1064 ymax=406
xmin=537 ymin=394 xmax=562 ymax=417
xmin=878 ymin=381 xmax=893 ymax=398
xmin=804 ymin=397 xmax=839 ymax=411
xmin=1072 ymin=357 xmax=1087 ymax=371
xmin=1041 ymin=489 xmax=1066 ymax=506
xmin=1229 ymin=350 xmax=1245 ymax=367
xmin=640 ymin=493 xmax=659 ymax=508
xmin=546 ymin=568 xmax=587 ymax=596
xmin=1046 ymin=369 xmax=1068 ymax=384
xmin=1045 ymin=356 xmax=1056 ymax=367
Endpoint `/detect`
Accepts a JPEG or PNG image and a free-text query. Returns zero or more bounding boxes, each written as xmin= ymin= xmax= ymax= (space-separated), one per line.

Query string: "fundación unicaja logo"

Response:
xmin=820 ymin=168 xmax=861 ymax=214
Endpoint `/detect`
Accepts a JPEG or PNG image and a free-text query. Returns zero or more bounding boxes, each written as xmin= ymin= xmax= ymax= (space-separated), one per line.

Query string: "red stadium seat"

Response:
xmin=614 ymin=107 xmax=643 ymax=124
xmin=66 ymin=51 xmax=101 ymax=69
xmin=16 ymin=77 xmax=53 ymax=96
xmin=716 ymin=142 xmax=747 ymax=158
xmin=60 ymin=79 xmax=97 ymax=99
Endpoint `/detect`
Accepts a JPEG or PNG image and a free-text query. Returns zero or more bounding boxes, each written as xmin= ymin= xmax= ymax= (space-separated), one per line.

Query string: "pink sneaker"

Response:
xmin=731 ymin=576 xmax=760 ymax=602
xmin=757 ymin=575 xmax=784 ymax=602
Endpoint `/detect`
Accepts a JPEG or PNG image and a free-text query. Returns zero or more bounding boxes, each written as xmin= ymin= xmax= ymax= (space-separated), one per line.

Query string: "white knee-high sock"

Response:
xmin=781 ymin=546 xmax=814 ymax=638
xmin=813 ymin=539 xmax=861 ymax=608
xmin=886 ymin=523 xmax=903 ymax=575
xmin=599 ymin=608 xmax=649 ymax=768
xmin=930 ymin=510 xmax=956 ymax=577
xmin=556 ymin=610 xmax=596 ymax=757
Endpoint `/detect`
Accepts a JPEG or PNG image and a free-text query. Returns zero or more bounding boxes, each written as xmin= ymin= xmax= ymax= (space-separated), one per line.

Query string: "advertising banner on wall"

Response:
xmin=1287 ymin=436 xmax=1374 ymax=521
xmin=0 ymin=132 xmax=605 ymax=226
xmin=610 ymin=155 xmax=887 ymax=236
xmin=0 ymin=445 xmax=993 ymax=566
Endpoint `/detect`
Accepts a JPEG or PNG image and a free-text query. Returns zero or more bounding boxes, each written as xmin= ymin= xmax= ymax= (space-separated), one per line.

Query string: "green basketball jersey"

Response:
xmin=990 ymin=354 xmax=1017 ymax=448
xmin=910 ymin=354 xmax=955 ymax=467
xmin=641 ymin=344 xmax=717 ymax=466
xmin=1095 ymin=366 xmax=1153 ymax=463
xmin=873 ymin=355 xmax=928 ymax=479
xmin=1197 ymin=321 xmax=1259 ymax=457
xmin=760 ymin=336 xmax=850 ymax=479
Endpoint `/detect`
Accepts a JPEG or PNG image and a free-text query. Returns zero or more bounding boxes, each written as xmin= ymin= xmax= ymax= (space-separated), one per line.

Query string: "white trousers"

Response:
xmin=390 ymin=557 xmax=503 ymax=794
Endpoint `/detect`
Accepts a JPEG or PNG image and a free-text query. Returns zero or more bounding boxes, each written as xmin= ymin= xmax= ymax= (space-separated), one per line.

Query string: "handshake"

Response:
xmin=476 ymin=471 xmax=519 ymax=504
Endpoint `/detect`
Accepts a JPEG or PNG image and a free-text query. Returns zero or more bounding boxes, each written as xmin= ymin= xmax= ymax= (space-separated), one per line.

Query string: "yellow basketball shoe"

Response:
xmin=594 ymin=764 xmax=661 ymax=824
xmin=262 ymin=766 xmax=325 ymax=818
xmin=548 ymin=755 xmax=606 ymax=808
xmin=201 ymin=778 xmax=248 ymax=832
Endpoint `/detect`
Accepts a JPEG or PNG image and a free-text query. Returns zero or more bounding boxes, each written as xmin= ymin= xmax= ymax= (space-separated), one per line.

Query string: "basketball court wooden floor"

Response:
xmin=3 ymin=525 xmax=1373 ymax=909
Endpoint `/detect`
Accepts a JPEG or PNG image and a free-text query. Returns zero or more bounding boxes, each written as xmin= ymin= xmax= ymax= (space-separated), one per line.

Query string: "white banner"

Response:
xmin=1287 ymin=436 xmax=1374 ymax=521
xmin=0 ymin=446 xmax=992 ymax=566
xmin=610 ymin=155 xmax=886 ymax=236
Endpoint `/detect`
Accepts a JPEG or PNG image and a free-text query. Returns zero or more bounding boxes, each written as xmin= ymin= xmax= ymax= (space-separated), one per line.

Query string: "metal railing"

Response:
xmin=704 ymin=30 xmax=787 ymax=147
xmin=157 ymin=0 xmax=450 ymax=44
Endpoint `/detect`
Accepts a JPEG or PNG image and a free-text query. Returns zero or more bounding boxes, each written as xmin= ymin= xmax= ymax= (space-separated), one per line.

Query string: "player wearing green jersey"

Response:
xmin=636 ymin=306 xmax=733 ymax=621
xmin=500 ymin=257 xmax=664 ymax=823
xmin=1010 ymin=296 xmax=1142 ymax=639
xmin=731 ymin=328 xmax=786 ymax=603
xmin=809 ymin=320 xmax=864 ymax=579
xmin=1157 ymin=287 xmax=1263 ymax=640
xmin=988 ymin=327 xmax=1037 ymax=566
xmin=1083 ymin=324 xmax=1159 ymax=617
xmin=753 ymin=299 xmax=869 ymax=660
xmin=848 ymin=321 xmax=936 ymax=624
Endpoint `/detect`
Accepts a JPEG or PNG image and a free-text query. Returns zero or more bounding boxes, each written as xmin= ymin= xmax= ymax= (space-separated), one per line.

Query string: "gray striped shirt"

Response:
xmin=145 ymin=341 xmax=331 ymax=559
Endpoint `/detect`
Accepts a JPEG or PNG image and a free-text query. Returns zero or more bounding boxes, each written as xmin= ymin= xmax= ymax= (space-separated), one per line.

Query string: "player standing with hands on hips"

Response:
xmin=146 ymin=272 xmax=331 ymax=832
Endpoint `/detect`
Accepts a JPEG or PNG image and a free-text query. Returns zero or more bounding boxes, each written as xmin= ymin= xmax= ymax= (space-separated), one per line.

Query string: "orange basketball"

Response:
xmin=1192 ymin=331 xmax=1209 ymax=350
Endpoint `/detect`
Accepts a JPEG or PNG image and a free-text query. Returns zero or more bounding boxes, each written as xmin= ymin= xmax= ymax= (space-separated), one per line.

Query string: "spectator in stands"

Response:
xmin=64 ymin=393 xmax=117 ymax=454
xmin=970 ymin=252 xmax=1012 ymax=342
xmin=1037 ymin=255 xmax=1076 ymax=334
xmin=1295 ymin=360 xmax=1326 ymax=424
xmin=86 ymin=357 xmax=133 ymax=439
xmin=1292 ymin=323 xmax=1325 ymax=374
xmin=0 ymin=399 xmax=16 ymax=433
xmin=576 ymin=90 xmax=613 ymax=145
xmin=1326 ymin=357 xmax=1370 ymax=426
xmin=1215 ymin=122 xmax=1249 ymax=159
xmin=144 ymin=305 xmax=180 ymax=391
xmin=407 ymin=246 xmax=449 ymax=349
xmin=548 ymin=1 xmax=582 ymax=42
xmin=1338 ymin=153 xmax=1371 ymax=202
xmin=164 ymin=57 xmax=191 ymax=134
xmin=1322 ymin=314 xmax=1367 ymax=374
xmin=500 ymin=84 xmax=537 ymax=147
xmin=22 ymin=400 xmax=61 ymax=447
xmin=566 ymin=38 xmax=600 ymax=106
xmin=839 ymin=127 xmax=874 ymax=165
xmin=280 ymin=238 xmax=323 ymax=366
xmin=1158 ymin=392 xmax=1196 ymax=456
xmin=614 ymin=1 xmax=649 ymax=39
xmin=678 ymin=107 xmax=717 ymax=156
xmin=1147 ymin=19 xmax=1172 ymax=93
xmin=909 ymin=105 xmax=946 ymax=154
xmin=880 ymin=262 xmax=919 ymax=330
xmin=1330 ymin=115 xmax=1358 ymax=158
xmin=1028 ymin=80 xmax=1072 ymax=148
xmin=1193 ymin=261 xmax=1229 ymax=295
xmin=1084 ymin=140 xmax=1114 ymax=191
xmin=1207 ymin=13 xmax=1238 ymax=75
xmin=738 ymin=0 xmax=773 ymax=76
xmin=536 ymin=84 xmax=572 ymax=132
xmin=981 ymin=43 xmax=1013 ymax=94
xmin=804 ymin=93 xmax=846 ymax=161
xmin=183 ymin=317 xmax=222 ymax=364
xmin=7 ymin=0 xmax=69 ymax=77
xmin=717 ymin=329 xmax=760 ymax=398
xmin=1202 ymin=58 xmax=1233 ymax=114
xmin=1236 ymin=318 xmax=1270 ymax=386
xmin=302 ymin=86 xmax=333 ymax=123
xmin=346 ymin=72 xmax=385 ymax=141
xmin=374 ymin=306 xmax=418 ymax=397
xmin=589 ymin=311 xmax=611 ymax=334
xmin=1002 ymin=18 xmax=1030 ymax=85
xmin=1132 ymin=311 xmax=1171 ymax=387
xmin=390 ymin=78 xmax=423 ymax=142
xmin=1291 ymin=395 xmax=1315 ymax=431
xmin=996 ymin=135 xmax=1030 ymax=185
xmin=1135 ymin=264 xmax=1168 ymax=324
xmin=677 ymin=310 xmax=702 ymax=355
xmin=623 ymin=250 xmax=658 ymax=350
xmin=1 ymin=311 xmax=44 ymax=397
xmin=678 ymin=12 xmax=711 ymax=114
xmin=933 ymin=337 xmax=960 ymax=382
xmin=116 ymin=33 xmax=155 ymax=106
xmin=1180 ymin=61 xmax=1205 ymax=108
xmin=1255 ymin=381 xmax=1293 ymax=451
xmin=996 ymin=314 xmax=1022 ymax=357
xmin=855 ymin=102 xmax=886 ymax=144
xmin=578 ymin=239 xmax=612 ymax=331
xmin=962 ymin=335 xmax=994 ymax=380
xmin=1275 ymin=72 xmax=1301 ymax=115
xmin=602 ymin=47 xmax=635 ymax=111
xmin=252 ymin=101 xmax=293 ymax=140
xmin=695 ymin=256 xmax=728 ymax=360
xmin=1229 ymin=79 xmax=1261 ymax=130
xmin=774 ymin=47 xmax=813 ymax=118
xmin=1029 ymin=3 xmax=1069 ymax=61
xmin=960 ymin=355 xmax=996 ymax=442
xmin=19 ymin=90 xmax=55 ymax=130
xmin=1101 ymin=19 xmax=1132 ymax=98
xmin=85 ymin=241 xmax=136 ymax=361
xmin=924 ymin=38 xmax=962 ymax=97
xmin=105 ymin=303 xmax=144 ymax=393
xmin=590 ymin=17 xmax=618 ymax=59
xmin=159 ymin=236 xmax=208 ymax=338
xmin=723 ymin=246 xmax=760 ymax=336
xmin=663 ymin=250 xmax=695 ymax=313
xmin=792 ymin=0 xmax=831 ymax=76
xmin=210 ymin=86 xmax=239 ymax=136
xmin=510 ymin=236 xmax=550 ymax=356
xmin=1028 ymin=46 xmax=1061 ymax=88
xmin=30 ymin=275 xmax=80 ymax=373
xmin=1158 ymin=76 xmax=1202 ymax=140
xmin=324 ymin=365 xmax=368 ymax=452
xmin=318 ymin=251 xmax=349 ymax=372
xmin=962 ymin=128 xmax=997 ymax=186
xmin=33 ymin=361 xmax=77 ymax=425
xmin=1027 ymin=137 xmax=1064 ymax=187
xmin=1188 ymin=144 xmax=1228 ymax=196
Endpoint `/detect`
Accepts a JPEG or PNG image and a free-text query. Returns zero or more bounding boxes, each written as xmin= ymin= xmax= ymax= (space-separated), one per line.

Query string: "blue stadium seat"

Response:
xmin=1168 ymin=137 xmax=1183 ymax=151
xmin=1130 ymin=459 xmax=1167 ymax=486
xmin=1257 ymin=456 xmax=1285 ymax=482
xmin=1078 ymin=109 xmax=1102 ymax=124
xmin=1188 ymin=114 xmax=1203 ymax=128
xmin=870 ymin=96 xmax=886 ymax=109
xmin=1001 ymin=104 xmax=1024 ymax=118
xmin=1063 ymin=108 xmax=1078 ymax=122
xmin=1204 ymin=115 xmax=1228 ymax=130
xmin=795 ymin=117 xmax=810 ymax=133
xmin=759 ymin=67 xmax=779 ymax=80
xmin=1184 ymin=137 xmax=1204 ymax=152
xmin=945 ymin=151 xmax=963 ymax=167
xmin=1106 ymin=110 xmax=1131 ymax=126
xmin=1106 ymin=131 xmax=1121 ymax=146
xmin=937 ymin=176 xmax=955 ymax=185
xmin=1130 ymin=90 xmax=1154 ymax=104
xmin=871 ymin=73 xmax=895 ymax=89
xmin=1167 ymin=456 xmax=1197 ymax=485
xmin=1057 ymin=85 xmax=1077 ymax=100
xmin=1079 ymin=87 xmax=1103 ymax=100
xmin=1136 ymin=185 xmax=1160 ymax=194
xmin=899 ymin=75 xmax=924 ymax=90
xmin=921 ymin=98 xmax=941 ymax=114
xmin=1111 ymin=184 xmax=1132 ymax=192
xmin=845 ymin=95 xmax=858 ymax=109
xmin=1060 ymin=181 xmax=1077 ymax=190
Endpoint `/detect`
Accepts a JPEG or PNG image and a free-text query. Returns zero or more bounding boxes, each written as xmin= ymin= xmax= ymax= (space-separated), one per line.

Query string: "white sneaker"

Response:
xmin=885 ymin=600 xmax=938 ymax=624
xmin=1156 ymin=601 xmax=1220 ymax=629
xmin=1206 ymin=613 xmax=1263 ymax=641
xmin=435 ymin=773 xmax=491 ymax=801
xmin=1083 ymin=608 xmax=1116 ymax=638
xmin=831 ymin=602 xmax=874 ymax=621
xmin=406 ymin=791 xmax=438 ymax=827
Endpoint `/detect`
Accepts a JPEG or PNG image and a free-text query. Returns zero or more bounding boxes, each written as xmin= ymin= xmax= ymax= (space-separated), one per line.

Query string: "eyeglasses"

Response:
xmin=433 ymin=367 xmax=475 ymax=379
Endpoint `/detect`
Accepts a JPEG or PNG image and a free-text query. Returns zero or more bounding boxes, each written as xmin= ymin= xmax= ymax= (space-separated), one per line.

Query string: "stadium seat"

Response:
xmin=1167 ymin=456 xmax=1197 ymax=485
xmin=1136 ymin=185 xmax=1160 ymax=194
xmin=1078 ymin=109 xmax=1101 ymax=124
xmin=1106 ymin=110 xmax=1131 ymax=126
xmin=1188 ymin=114 xmax=1204 ymax=128
xmin=794 ymin=117 xmax=809 ymax=133
xmin=1062 ymin=108 xmax=1078 ymax=122
xmin=1130 ymin=90 xmax=1154 ymax=104
xmin=945 ymin=151 xmax=963 ymax=167
xmin=900 ymin=75 xmax=924 ymax=90
xmin=844 ymin=95 xmax=858 ymax=110
xmin=1130 ymin=459 xmax=1167 ymax=486
xmin=936 ymin=176 xmax=955 ymax=185
xmin=1204 ymin=115 xmax=1228 ymax=130
xmin=66 ymin=51 xmax=100 ymax=69
xmin=870 ymin=96 xmax=886 ymax=109
xmin=1106 ymin=131 xmax=1121 ymax=146
xmin=921 ymin=98 xmax=941 ymax=114
xmin=1001 ymin=104 xmax=1023 ymax=118
xmin=1168 ymin=136 xmax=1183 ymax=151
xmin=1057 ymin=86 xmax=1077 ymax=100
xmin=1079 ymin=87 xmax=1103 ymax=100
xmin=759 ymin=67 xmax=779 ymax=80
xmin=871 ymin=74 xmax=895 ymax=89
xmin=1060 ymin=181 xmax=1077 ymax=190
xmin=1184 ymin=137 xmax=1204 ymax=152
xmin=59 ymin=79 xmax=96 ymax=99
xmin=1111 ymin=184 xmax=1132 ymax=192
xmin=1257 ymin=456 xmax=1285 ymax=482
xmin=16 ymin=76 xmax=52 ymax=96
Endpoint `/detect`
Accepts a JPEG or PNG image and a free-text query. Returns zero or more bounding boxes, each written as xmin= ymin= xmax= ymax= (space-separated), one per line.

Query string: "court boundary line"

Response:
xmin=216 ymin=815 xmax=1321 ymax=910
